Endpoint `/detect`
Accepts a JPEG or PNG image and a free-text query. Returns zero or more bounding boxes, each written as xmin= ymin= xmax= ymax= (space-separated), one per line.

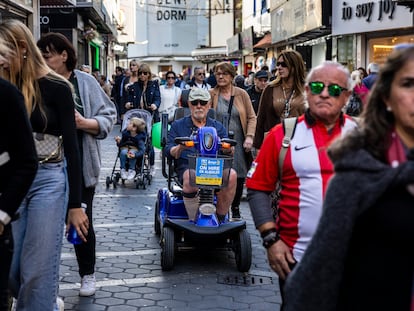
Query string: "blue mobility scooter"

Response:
xmin=154 ymin=112 xmax=252 ymax=272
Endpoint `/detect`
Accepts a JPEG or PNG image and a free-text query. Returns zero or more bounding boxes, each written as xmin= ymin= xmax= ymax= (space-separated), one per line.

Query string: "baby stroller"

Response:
xmin=106 ymin=109 xmax=153 ymax=189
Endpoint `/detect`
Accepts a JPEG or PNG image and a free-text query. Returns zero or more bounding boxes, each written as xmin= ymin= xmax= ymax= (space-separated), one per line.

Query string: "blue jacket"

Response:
xmin=165 ymin=116 xmax=227 ymax=171
xmin=118 ymin=130 xmax=146 ymax=158
xmin=126 ymin=80 xmax=161 ymax=121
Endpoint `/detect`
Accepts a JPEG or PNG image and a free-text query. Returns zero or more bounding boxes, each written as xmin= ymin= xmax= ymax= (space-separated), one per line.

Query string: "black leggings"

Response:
xmin=74 ymin=186 xmax=96 ymax=277
xmin=231 ymin=177 xmax=245 ymax=208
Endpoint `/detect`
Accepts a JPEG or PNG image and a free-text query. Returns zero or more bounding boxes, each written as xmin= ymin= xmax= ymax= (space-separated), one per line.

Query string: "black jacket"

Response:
xmin=0 ymin=79 xmax=37 ymax=224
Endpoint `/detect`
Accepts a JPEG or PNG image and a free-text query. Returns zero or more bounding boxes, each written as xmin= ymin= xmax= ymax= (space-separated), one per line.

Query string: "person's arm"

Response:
xmin=75 ymin=71 xmax=116 ymax=138
xmin=253 ymin=85 xmax=271 ymax=149
xmin=0 ymin=82 xmax=37 ymax=234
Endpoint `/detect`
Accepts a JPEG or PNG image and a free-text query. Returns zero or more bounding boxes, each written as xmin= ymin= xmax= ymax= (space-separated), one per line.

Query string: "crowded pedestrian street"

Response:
xmin=57 ymin=123 xmax=282 ymax=311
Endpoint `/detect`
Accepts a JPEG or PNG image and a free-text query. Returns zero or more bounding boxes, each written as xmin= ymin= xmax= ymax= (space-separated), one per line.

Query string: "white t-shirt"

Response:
xmin=160 ymin=85 xmax=182 ymax=121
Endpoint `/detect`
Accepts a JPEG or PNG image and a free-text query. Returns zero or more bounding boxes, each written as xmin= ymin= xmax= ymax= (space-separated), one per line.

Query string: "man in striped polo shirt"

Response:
xmin=246 ymin=61 xmax=357 ymax=305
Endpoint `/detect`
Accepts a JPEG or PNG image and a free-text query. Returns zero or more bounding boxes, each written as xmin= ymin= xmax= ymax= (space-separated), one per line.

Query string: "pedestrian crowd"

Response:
xmin=0 ymin=18 xmax=413 ymax=311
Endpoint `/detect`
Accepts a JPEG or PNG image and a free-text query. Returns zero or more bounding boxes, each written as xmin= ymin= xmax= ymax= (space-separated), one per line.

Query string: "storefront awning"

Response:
xmin=254 ymin=33 xmax=272 ymax=49
xmin=40 ymin=0 xmax=75 ymax=7
xmin=191 ymin=47 xmax=227 ymax=58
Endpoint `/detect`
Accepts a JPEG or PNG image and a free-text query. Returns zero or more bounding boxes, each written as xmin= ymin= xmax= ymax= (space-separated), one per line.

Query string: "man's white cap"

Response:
xmin=188 ymin=87 xmax=211 ymax=102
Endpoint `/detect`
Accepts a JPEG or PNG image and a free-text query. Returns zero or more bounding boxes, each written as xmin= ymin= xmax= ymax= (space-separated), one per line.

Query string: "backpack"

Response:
xmin=346 ymin=91 xmax=363 ymax=116
xmin=270 ymin=117 xmax=298 ymax=218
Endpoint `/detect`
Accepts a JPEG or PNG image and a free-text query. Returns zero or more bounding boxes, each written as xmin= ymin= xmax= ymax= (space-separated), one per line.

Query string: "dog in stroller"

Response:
xmin=106 ymin=109 xmax=153 ymax=189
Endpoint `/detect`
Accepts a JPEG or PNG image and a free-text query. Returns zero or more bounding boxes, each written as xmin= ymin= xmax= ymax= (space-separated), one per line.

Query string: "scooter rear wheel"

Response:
xmin=154 ymin=201 xmax=161 ymax=236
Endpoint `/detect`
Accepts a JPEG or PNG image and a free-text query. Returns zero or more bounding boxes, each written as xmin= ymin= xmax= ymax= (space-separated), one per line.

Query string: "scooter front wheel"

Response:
xmin=161 ymin=227 xmax=175 ymax=271
xmin=234 ymin=229 xmax=252 ymax=272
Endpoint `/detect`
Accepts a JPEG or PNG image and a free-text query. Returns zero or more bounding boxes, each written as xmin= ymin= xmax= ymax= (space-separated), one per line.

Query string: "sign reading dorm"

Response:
xmin=156 ymin=0 xmax=186 ymax=20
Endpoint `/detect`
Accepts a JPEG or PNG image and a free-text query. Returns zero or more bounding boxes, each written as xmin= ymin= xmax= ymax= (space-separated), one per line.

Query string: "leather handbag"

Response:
xmin=33 ymin=132 xmax=63 ymax=163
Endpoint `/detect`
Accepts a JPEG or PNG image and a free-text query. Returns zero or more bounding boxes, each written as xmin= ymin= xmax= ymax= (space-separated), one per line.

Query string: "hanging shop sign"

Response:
xmin=332 ymin=0 xmax=413 ymax=35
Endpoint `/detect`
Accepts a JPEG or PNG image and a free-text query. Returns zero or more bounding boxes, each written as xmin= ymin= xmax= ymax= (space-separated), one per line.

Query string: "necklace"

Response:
xmin=282 ymin=86 xmax=295 ymax=118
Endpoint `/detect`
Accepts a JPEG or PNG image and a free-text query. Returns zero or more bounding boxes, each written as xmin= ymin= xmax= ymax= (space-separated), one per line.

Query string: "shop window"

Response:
xmin=369 ymin=35 xmax=414 ymax=65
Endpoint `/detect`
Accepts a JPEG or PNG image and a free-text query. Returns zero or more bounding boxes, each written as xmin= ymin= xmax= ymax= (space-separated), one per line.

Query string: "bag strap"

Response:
xmin=278 ymin=117 xmax=298 ymax=179
xmin=227 ymin=95 xmax=235 ymax=128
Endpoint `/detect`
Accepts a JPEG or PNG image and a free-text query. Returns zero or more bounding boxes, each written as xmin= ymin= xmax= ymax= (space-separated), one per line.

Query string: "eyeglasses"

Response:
xmin=166 ymin=76 xmax=175 ymax=79
xmin=197 ymin=72 xmax=205 ymax=76
xmin=215 ymin=71 xmax=230 ymax=77
xmin=276 ymin=61 xmax=288 ymax=68
xmin=138 ymin=71 xmax=149 ymax=76
xmin=190 ymin=100 xmax=209 ymax=106
xmin=309 ymin=82 xmax=348 ymax=97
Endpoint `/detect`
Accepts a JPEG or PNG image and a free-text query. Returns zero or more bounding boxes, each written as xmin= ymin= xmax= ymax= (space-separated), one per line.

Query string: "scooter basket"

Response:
xmin=187 ymin=154 xmax=233 ymax=188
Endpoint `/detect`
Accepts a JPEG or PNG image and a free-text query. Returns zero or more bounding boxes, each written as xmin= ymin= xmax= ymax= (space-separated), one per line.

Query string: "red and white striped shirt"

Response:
xmin=246 ymin=113 xmax=357 ymax=261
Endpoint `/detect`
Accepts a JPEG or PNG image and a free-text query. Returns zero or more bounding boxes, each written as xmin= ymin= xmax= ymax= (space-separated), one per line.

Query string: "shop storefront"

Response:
xmin=269 ymin=0 xmax=331 ymax=69
xmin=332 ymin=0 xmax=414 ymax=70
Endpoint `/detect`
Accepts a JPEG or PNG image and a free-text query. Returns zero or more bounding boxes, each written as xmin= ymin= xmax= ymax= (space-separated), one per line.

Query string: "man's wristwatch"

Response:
xmin=261 ymin=228 xmax=280 ymax=249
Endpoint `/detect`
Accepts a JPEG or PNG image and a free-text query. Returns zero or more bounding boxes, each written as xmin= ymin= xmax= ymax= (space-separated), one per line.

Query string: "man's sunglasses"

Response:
xmin=190 ymin=100 xmax=209 ymax=106
xmin=166 ymin=76 xmax=175 ymax=79
xmin=197 ymin=72 xmax=205 ymax=76
xmin=138 ymin=71 xmax=149 ymax=75
xmin=276 ymin=61 xmax=288 ymax=68
xmin=309 ymin=81 xmax=348 ymax=97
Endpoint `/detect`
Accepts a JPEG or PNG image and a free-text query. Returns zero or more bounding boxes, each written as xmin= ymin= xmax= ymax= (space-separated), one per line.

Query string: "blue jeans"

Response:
xmin=119 ymin=149 xmax=140 ymax=170
xmin=9 ymin=162 xmax=67 ymax=311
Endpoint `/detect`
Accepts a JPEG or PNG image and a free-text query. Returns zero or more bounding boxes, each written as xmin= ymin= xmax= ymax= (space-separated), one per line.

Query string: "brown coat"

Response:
xmin=253 ymin=84 xmax=305 ymax=148
xmin=210 ymin=85 xmax=257 ymax=139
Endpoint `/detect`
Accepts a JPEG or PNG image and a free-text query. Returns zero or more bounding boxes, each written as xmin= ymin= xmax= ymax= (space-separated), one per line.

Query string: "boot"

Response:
xmin=231 ymin=206 xmax=241 ymax=219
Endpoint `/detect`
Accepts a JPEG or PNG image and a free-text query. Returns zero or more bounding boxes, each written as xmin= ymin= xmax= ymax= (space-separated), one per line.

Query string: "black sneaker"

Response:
xmin=231 ymin=206 xmax=241 ymax=219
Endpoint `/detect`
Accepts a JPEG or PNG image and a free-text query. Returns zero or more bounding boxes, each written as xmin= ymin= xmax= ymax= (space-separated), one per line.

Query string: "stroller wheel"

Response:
xmin=105 ymin=176 xmax=111 ymax=188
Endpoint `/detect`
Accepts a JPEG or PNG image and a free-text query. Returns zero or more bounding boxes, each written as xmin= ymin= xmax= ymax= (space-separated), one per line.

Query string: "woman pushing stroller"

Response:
xmin=115 ymin=117 xmax=146 ymax=180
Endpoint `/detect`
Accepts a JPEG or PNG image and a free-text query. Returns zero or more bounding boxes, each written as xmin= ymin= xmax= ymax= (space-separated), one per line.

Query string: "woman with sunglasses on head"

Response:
xmin=284 ymin=45 xmax=414 ymax=311
xmin=126 ymin=63 xmax=161 ymax=175
xmin=0 ymin=20 xmax=86 ymax=311
xmin=159 ymin=70 xmax=182 ymax=122
xmin=209 ymin=62 xmax=256 ymax=220
xmin=254 ymin=50 xmax=306 ymax=150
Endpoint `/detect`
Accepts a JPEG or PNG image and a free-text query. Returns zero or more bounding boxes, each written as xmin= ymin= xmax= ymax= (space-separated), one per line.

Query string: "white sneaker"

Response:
xmin=127 ymin=169 xmax=136 ymax=180
xmin=79 ymin=274 xmax=96 ymax=296
xmin=56 ymin=297 xmax=64 ymax=311
xmin=121 ymin=168 xmax=127 ymax=180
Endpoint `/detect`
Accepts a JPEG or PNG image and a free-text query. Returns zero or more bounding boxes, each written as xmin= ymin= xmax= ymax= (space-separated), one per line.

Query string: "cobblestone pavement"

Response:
xmin=58 ymin=124 xmax=282 ymax=311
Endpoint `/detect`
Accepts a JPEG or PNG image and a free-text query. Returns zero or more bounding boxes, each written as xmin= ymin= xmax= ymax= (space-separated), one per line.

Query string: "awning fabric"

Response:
xmin=253 ymin=33 xmax=272 ymax=49
xmin=191 ymin=47 xmax=227 ymax=57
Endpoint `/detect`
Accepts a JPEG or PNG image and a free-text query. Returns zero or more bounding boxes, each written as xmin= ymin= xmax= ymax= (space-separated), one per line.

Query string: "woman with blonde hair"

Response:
xmin=0 ymin=19 xmax=87 ymax=310
xmin=254 ymin=50 xmax=306 ymax=149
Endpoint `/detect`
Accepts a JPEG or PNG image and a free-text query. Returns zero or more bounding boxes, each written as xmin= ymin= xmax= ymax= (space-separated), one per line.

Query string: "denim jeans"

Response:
xmin=119 ymin=149 xmax=137 ymax=170
xmin=9 ymin=162 xmax=67 ymax=311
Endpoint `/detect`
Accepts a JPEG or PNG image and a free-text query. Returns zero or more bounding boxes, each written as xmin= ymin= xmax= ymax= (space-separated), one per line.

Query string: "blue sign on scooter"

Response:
xmin=195 ymin=157 xmax=224 ymax=186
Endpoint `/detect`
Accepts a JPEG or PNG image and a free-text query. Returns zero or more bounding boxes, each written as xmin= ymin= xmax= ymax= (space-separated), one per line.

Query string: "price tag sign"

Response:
xmin=195 ymin=157 xmax=224 ymax=186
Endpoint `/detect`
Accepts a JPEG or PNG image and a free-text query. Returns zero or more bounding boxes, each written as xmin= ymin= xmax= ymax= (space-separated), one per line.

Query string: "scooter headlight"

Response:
xmin=198 ymin=203 xmax=216 ymax=216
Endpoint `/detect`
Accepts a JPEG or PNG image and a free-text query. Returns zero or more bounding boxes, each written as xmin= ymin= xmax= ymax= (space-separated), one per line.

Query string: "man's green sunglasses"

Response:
xmin=309 ymin=81 xmax=348 ymax=97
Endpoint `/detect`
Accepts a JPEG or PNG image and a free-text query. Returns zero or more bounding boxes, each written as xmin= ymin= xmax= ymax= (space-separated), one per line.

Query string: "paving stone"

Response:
xmin=58 ymin=125 xmax=281 ymax=310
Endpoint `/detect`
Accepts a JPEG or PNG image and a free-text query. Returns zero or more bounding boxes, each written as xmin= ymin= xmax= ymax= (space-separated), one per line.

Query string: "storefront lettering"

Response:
xmin=341 ymin=0 xmax=396 ymax=22
xmin=39 ymin=16 xmax=50 ymax=25
xmin=156 ymin=0 xmax=187 ymax=20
